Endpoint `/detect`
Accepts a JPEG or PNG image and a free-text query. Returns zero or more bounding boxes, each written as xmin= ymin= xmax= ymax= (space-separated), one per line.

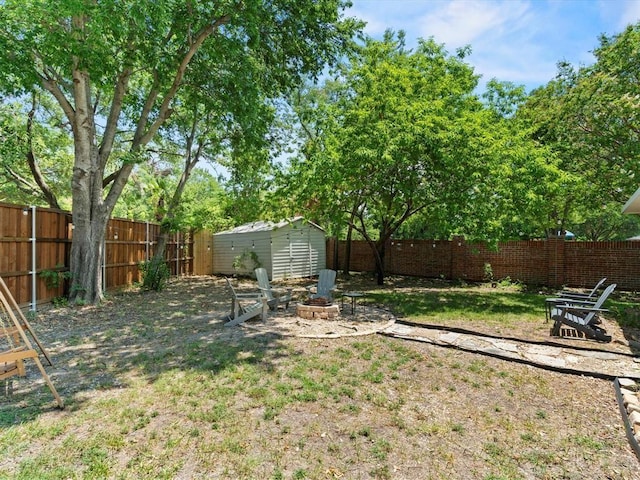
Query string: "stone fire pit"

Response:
xmin=296 ymin=297 xmax=340 ymax=320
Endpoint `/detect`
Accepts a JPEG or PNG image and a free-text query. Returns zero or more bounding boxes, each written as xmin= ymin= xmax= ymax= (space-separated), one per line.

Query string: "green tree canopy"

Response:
xmin=0 ymin=94 xmax=73 ymax=209
xmin=0 ymin=0 xmax=362 ymax=303
xmin=518 ymin=22 xmax=640 ymax=238
xmin=279 ymin=32 xmax=558 ymax=283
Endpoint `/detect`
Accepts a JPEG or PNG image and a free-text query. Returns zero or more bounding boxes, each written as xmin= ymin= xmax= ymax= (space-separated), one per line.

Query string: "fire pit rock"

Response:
xmin=304 ymin=296 xmax=332 ymax=306
xmin=296 ymin=301 xmax=340 ymax=320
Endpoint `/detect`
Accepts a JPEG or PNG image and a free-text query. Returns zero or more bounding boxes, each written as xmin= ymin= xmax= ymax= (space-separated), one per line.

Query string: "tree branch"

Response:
xmin=38 ymin=66 xmax=76 ymax=124
xmin=105 ymin=10 xmax=238 ymax=211
xmin=135 ymin=12 xmax=234 ymax=147
xmin=25 ymin=93 xmax=61 ymax=209
xmin=98 ymin=67 xmax=132 ymax=169
xmin=4 ymin=165 xmax=39 ymax=193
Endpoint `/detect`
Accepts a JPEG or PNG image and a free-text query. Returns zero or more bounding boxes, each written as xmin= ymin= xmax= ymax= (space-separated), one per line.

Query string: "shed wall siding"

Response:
xmin=213 ymin=231 xmax=272 ymax=276
xmin=271 ymin=229 xmax=292 ymax=280
xmin=311 ymin=228 xmax=326 ymax=272
xmin=289 ymin=230 xmax=312 ymax=278
xmin=213 ymin=219 xmax=326 ymax=280
xmin=271 ymin=226 xmax=326 ymax=280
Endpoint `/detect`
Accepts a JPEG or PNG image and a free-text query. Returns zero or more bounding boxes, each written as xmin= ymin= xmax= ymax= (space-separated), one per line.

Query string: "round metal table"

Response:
xmin=341 ymin=291 xmax=364 ymax=314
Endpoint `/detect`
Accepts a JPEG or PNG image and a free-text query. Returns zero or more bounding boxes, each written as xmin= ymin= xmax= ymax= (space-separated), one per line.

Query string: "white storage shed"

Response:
xmin=213 ymin=217 xmax=326 ymax=280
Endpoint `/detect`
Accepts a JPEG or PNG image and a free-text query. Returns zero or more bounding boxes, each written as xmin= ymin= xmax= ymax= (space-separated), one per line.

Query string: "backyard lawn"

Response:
xmin=1 ymin=274 xmax=639 ymax=480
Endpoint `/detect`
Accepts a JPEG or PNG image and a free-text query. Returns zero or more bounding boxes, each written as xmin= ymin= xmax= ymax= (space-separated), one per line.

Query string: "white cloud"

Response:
xmin=347 ymin=0 xmax=631 ymax=92
xmin=618 ymin=0 xmax=640 ymax=28
xmin=347 ymin=1 xmax=435 ymax=37
xmin=347 ymin=8 xmax=387 ymax=36
xmin=417 ymin=0 xmax=532 ymax=48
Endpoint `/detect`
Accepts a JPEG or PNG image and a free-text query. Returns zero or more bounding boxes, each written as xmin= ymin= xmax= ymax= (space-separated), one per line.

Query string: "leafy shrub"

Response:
xmin=483 ymin=263 xmax=494 ymax=282
xmin=39 ymin=265 xmax=71 ymax=290
xmin=140 ymin=256 xmax=170 ymax=291
xmin=232 ymin=249 xmax=262 ymax=274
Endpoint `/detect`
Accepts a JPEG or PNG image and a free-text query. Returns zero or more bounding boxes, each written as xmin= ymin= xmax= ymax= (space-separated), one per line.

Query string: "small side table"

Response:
xmin=342 ymin=291 xmax=364 ymax=315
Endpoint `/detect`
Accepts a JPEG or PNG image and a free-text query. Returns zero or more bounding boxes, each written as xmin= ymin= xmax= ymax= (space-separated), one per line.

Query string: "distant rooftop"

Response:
xmin=216 ymin=216 xmax=321 ymax=235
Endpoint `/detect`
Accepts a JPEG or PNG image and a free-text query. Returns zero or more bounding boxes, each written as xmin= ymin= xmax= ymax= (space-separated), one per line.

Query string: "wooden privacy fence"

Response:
xmin=327 ymin=236 xmax=640 ymax=291
xmin=8 ymin=198 xmax=640 ymax=308
xmin=0 ymin=202 xmax=192 ymax=309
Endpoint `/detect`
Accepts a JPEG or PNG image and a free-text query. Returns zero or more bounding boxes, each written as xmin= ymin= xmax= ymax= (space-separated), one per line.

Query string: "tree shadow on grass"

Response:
xmin=2 ymin=275 xmax=638 ymax=428
xmin=0 ymin=276 xmax=290 ymax=427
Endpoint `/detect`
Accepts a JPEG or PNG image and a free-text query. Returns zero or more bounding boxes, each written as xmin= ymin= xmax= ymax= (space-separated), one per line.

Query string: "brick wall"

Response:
xmin=387 ymin=239 xmax=453 ymax=278
xmin=327 ymin=237 xmax=640 ymax=291
xmin=564 ymin=241 xmax=640 ymax=289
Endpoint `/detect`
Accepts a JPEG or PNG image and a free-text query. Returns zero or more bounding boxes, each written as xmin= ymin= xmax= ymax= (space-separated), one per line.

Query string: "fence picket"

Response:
xmin=0 ymin=202 xmax=192 ymax=308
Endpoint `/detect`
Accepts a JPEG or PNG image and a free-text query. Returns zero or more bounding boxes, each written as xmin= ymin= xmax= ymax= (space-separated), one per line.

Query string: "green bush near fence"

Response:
xmin=139 ymin=257 xmax=171 ymax=292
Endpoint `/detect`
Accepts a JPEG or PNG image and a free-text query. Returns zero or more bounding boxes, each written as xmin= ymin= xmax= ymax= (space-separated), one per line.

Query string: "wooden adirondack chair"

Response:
xmin=0 ymin=276 xmax=52 ymax=366
xmin=254 ymin=268 xmax=292 ymax=310
xmin=0 ymin=279 xmax=63 ymax=408
xmin=306 ymin=269 xmax=337 ymax=301
xmin=556 ymin=277 xmax=607 ymax=301
xmin=224 ymin=277 xmax=268 ymax=327
xmin=549 ymin=283 xmax=616 ymax=342
xmin=545 ymin=279 xmax=610 ymax=323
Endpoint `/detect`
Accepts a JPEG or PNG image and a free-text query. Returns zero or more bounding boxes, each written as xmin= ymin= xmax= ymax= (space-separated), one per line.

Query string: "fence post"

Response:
xmin=145 ymin=222 xmax=150 ymax=262
xmin=176 ymin=232 xmax=180 ymax=276
xmin=29 ymin=205 xmax=37 ymax=311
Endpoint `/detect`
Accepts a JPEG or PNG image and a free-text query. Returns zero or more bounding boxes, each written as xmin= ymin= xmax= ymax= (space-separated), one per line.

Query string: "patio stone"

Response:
xmin=619 ymin=377 xmax=639 ymax=388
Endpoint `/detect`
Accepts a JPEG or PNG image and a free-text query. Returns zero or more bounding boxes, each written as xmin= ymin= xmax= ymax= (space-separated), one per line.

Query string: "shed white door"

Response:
xmin=288 ymin=229 xmax=313 ymax=278
xmin=271 ymin=227 xmax=325 ymax=280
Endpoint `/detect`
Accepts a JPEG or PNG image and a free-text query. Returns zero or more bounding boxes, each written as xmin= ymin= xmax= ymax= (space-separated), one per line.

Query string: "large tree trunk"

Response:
xmin=154 ymin=229 xmax=170 ymax=262
xmin=69 ymin=212 xmax=107 ymax=304
xmin=374 ymin=241 xmax=386 ymax=286
xmin=66 ymin=62 xmax=102 ymax=304
xmin=41 ymin=10 xmax=230 ymax=304
xmin=68 ymin=150 xmax=130 ymax=304
xmin=343 ymin=224 xmax=353 ymax=275
xmin=62 ymin=17 xmax=215 ymax=303
xmin=67 ymin=65 xmax=110 ymax=304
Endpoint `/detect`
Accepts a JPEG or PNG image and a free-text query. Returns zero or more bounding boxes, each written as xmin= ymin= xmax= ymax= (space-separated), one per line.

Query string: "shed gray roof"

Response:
xmin=215 ymin=216 xmax=323 ymax=235
xmin=623 ymin=186 xmax=640 ymax=214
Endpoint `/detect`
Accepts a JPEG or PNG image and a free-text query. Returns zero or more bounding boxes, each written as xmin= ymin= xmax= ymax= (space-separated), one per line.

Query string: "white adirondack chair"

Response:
xmin=224 ymin=277 xmax=268 ymax=327
xmin=556 ymin=277 xmax=607 ymax=301
xmin=306 ymin=269 xmax=337 ymax=301
xmin=254 ymin=268 xmax=292 ymax=310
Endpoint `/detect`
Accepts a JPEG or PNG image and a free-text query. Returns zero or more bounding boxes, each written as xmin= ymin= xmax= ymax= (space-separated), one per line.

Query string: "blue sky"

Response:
xmin=347 ymin=0 xmax=640 ymax=92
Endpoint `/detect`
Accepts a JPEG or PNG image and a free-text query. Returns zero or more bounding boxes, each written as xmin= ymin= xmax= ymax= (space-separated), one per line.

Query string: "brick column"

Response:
xmin=546 ymin=236 xmax=565 ymax=288
xmin=450 ymin=236 xmax=466 ymax=280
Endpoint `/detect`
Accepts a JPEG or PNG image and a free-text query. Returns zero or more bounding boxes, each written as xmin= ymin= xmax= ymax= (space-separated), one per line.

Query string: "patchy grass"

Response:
xmin=367 ymin=288 xmax=544 ymax=325
xmin=0 ymin=275 xmax=638 ymax=479
xmin=363 ymin=275 xmax=640 ymax=348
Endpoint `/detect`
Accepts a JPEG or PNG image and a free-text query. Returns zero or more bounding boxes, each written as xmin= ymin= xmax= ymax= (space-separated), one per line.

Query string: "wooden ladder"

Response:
xmin=0 ymin=278 xmax=63 ymax=408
